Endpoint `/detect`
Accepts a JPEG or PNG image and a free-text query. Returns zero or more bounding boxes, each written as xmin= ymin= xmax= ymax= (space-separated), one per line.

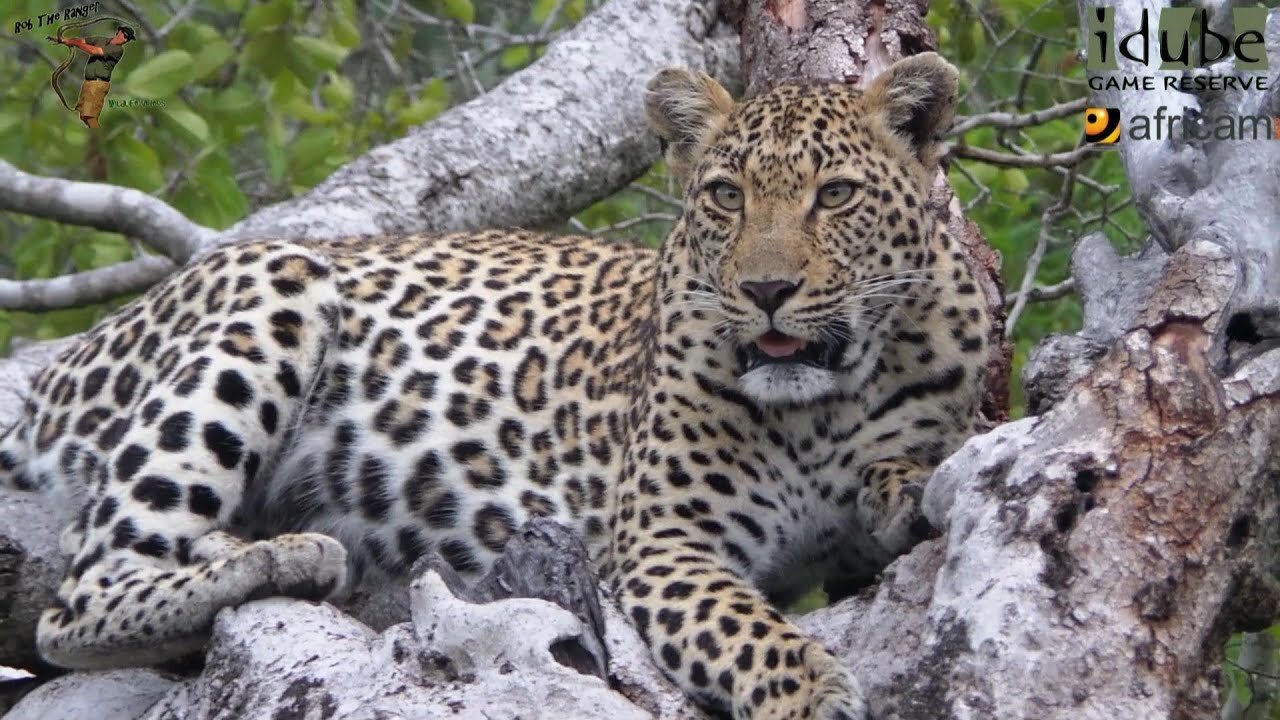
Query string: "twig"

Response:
xmin=0 ymin=255 xmax=176 ymax=310
xmin=1005 ymin=166 xmax=1076 ymax=336
xmin=1004 ymin=278 xmax=1075 ymax=306
xmin=154 ymin=0 xmax=200 ymax=41
xmin=589 ymin=213 xmax=678 ymax=235
xmin=627 ymin=183 xmax=683 ymax=208
xmin=950 ymin=98 xmax=1089 ymax=136
xmin=950 ymin=161 xmax=991 ymax=212
xmin=0 ymin=159 xmax=214 ymax=263
xmin=949 ymin=143 xmax=1101 ymax=169
xmin=1013 ymin=37 xmax=1047 ymax=112
xmin=538 ymin=0 xmax=572 ymax=35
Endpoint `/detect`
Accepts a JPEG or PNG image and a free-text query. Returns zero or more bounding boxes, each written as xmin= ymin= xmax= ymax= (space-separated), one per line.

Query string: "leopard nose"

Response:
xmin=739 ymin=279 xmax=799 ymax=315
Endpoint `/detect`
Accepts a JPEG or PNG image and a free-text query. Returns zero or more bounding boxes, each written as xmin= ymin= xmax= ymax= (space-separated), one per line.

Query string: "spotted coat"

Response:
xmin=0 ymin=53 xmax=989 ymax=720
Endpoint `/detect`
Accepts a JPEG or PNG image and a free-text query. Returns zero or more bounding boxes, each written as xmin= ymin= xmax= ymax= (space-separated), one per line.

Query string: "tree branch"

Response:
xmin=1079 ymin=0 xmax=1280 ymax=373
xmin=216 ymin=0 xmax=739 ymax=247
xmin=1004 ymin=277 xmax=1076 ymax=307
xmin=0 ymin=256 xmax=176 ymax=311
xmin=950 ymin=97 xmax=1089 ymax=136
xmin=948 ymin=143 xmax=1102 ymax=169
xmin=0 ymin=160 xmax=214 ymax=264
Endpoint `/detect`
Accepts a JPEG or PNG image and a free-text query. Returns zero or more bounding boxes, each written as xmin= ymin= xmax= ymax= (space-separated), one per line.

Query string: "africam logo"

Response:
xmin=1084 ymin=106 xmax=1280 ymax=144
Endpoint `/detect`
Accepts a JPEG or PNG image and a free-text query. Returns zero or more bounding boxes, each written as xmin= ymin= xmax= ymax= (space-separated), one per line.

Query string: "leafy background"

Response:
xmin=0 ymin=0 xmax=1273 ymax=714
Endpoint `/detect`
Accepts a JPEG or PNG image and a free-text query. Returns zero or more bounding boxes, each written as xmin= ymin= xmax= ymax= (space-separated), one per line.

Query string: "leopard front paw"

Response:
xmin=737 ymin=643 xmax=866 ymax=720
xmin=263 ymin=532 xmax=348 ymax=600
xmin=807 ymin=649 xmax=867 ymax=720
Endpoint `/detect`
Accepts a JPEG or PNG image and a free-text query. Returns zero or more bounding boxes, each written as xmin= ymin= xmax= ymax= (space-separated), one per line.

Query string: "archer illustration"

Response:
xmin=46 ymin=20 xmax=137 ymax=129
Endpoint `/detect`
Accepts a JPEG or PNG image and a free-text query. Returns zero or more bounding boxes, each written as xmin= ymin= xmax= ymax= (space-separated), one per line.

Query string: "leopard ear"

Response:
xmin=865 ymin=52 xmax=958 ymax=171
xmin=645 ymin=68 xmax=735 ymax=185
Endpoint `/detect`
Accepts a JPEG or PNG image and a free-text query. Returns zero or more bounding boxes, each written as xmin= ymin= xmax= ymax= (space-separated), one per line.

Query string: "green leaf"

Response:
xmin=396 ymin=93 xmax=447 ymax=127
xmin=106 ymin=134 xmax=164 ymax=192
xmin=330 ymin=16 xmax=361 ymax=48
xmin=291 ymin=36 xmax=349 ymax=71
xmin=244 ymin=0 xmax=293 ymax=32
xmin=1001 ymin=169 xmax=1029 ymax=193
xmin=209 ymin=86 xmax=265 ymax=126
xmin=499 ymin=46 xmax=531 ymax=70
xmin=245 ymin=32 xmax=291 ymax=78
xmin=0 ymin=312 xmax=12 ymax=356
xmin=532 ymin=0 xmax=557 ymax=23
xmin=271 ymin=70 xmax=303 ymax=105
xmin=440 ymin=0 xmax=475 ymax=24
xmin=0 ymin=112 xmax=22 ymax=137
xmin=122 ymin=50 xmax=194 ymax=99
xmin=71 ymin=233 xmax=132 ymax=271
xmin=40 ymin=308 xmax=100 ymax=339
xmin=13 ymin=229 xmax=59 ymax=279
xmin=564 ymin=0 xmax=587 ymax=22
xmin=422 ymin=77 xmax=450 ymax=103
xmin=160 ymin=104 xmax=211 ymax=144
xmin=265 ymin=116 xmax=287 ymax=184
xmin=282 ymin=97 xmax=342 ymax=125
xmin=321 ymin=74 xmax=354 ymax=109
xmin=287 ymin=127 xmax=337 ymax=171
xmin=191 ymin=38 xmax=235 ymax=82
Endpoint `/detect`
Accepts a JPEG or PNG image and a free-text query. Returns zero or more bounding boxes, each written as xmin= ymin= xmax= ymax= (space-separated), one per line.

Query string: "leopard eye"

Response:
xmin=709 ymin=182 xmax=744 ymax=211
xmin=817 ymin=181 xmax=856 ymax=209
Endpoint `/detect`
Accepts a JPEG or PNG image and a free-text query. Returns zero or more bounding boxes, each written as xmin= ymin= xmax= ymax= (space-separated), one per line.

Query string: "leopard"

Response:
xmin=0 ymin=52 xmax=990 ymax=720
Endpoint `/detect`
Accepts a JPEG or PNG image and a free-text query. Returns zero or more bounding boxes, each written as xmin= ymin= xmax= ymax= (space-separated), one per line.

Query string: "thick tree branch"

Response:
xmin=0 ymin=256 xmax=176 ymax=311
xmin=216 ymin=0 xmax=739 ymax=246
xmin=0 ymin=160 xmax=214 ymax=263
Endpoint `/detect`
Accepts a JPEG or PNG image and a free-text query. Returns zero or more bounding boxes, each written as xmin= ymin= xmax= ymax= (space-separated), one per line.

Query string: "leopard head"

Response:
xmin=647 ymin=53 xmax=958 ymax=405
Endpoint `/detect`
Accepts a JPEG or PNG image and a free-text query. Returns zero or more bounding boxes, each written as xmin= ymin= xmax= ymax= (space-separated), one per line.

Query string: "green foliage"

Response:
xmin=0 ymin=0 xmax=481 ymax=350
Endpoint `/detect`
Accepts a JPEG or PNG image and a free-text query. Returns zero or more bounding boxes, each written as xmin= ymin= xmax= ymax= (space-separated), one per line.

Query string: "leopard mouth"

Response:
xmin=738 ymin=330 xmax=848 ymax=372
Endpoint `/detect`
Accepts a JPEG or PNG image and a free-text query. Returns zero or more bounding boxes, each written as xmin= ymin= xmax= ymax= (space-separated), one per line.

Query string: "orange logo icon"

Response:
xmin=1084 ymin=107 xmax=1121 ymax=144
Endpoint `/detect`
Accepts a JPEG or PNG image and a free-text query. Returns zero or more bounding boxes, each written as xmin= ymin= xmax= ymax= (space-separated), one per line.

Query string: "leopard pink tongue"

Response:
xmin=755 ymin=331 xmax=805 ymax=358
